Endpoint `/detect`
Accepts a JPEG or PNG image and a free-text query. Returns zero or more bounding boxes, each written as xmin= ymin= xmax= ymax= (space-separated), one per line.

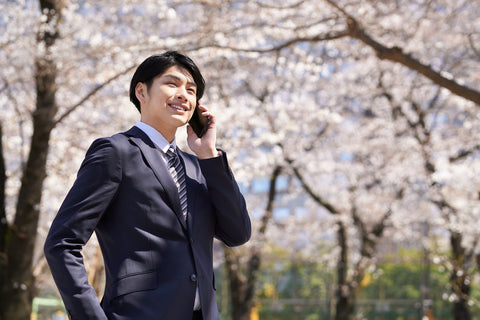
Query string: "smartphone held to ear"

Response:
xmin=189 ymin=103 xmax=210 ymax=138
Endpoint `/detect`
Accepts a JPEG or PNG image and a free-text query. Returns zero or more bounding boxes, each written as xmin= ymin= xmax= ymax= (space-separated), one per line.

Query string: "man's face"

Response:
xmin=138 ymin=65 xmax=197 ymax=138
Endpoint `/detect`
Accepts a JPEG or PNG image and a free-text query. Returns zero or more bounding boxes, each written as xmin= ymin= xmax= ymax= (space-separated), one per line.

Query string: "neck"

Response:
xmin=141 ymin=120 xmax=177 ymax=143
xmin=159 ymin=129 xmax=176 ymax=143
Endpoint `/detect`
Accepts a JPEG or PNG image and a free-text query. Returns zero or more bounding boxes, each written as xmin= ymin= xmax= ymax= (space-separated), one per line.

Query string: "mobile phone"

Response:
xmin=189 ymin=102 xmax=210 ymax=138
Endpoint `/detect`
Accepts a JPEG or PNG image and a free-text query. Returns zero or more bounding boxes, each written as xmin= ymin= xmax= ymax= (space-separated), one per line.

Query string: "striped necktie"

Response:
xmin=166 ymin=147 xmax=188 ymax=221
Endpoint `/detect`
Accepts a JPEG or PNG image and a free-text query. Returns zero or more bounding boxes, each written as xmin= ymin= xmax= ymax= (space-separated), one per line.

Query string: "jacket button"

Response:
xmin=190 ymin=274 xmax=197 ymax=282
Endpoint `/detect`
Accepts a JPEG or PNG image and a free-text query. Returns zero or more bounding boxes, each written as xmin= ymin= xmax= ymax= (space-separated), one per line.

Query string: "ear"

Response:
xmin=135 ymin=82 xmax=146 ymax=104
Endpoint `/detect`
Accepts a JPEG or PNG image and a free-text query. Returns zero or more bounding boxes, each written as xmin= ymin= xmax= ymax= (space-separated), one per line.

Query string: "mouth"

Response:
xmin=168 ymin=103 xmax=189 ymax=113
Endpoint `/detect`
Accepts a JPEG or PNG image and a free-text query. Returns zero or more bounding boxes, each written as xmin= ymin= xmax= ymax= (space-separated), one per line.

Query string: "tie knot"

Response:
xmin=166 ymin=146 xmax=177 ymax=159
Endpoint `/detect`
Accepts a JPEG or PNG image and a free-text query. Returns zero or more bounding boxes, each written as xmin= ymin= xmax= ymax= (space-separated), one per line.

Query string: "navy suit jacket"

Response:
xmin=44 ymin=126 xmax=251 ymax=320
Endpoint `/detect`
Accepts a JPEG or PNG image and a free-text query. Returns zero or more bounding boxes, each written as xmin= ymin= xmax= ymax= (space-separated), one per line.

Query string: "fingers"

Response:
xmin=197 ymin=103 xmax=215 ymax=126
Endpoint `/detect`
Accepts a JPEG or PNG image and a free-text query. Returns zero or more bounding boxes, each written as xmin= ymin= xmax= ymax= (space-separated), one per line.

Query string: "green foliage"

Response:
xmin=243 ymin=247 xmax=480 ymax=319
xmin=360 ymin=248 xmax=480 ymax=318
xmin=362 ymin=262 xmax=424 ymax=299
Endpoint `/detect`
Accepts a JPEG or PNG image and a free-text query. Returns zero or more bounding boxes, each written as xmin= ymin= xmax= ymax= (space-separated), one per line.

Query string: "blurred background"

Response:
xmin=1 ymin=0 xmax=479 ymax=319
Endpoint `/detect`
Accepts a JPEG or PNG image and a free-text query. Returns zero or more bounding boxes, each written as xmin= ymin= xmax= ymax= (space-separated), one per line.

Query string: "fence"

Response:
xmin=256 ymin=298 xmax=454 ymax=320
xmin=31 ymin=297 xmax=66 ymax=320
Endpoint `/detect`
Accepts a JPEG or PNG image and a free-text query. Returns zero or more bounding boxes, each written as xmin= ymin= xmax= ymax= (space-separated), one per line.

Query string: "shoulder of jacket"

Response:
xmin=85 ymin=132 xmax=132 ymax=158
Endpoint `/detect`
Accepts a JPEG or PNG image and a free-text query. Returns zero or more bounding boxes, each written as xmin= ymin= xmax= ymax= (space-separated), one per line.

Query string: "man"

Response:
xmin=44 ymin=51 xmax=251 ymax=320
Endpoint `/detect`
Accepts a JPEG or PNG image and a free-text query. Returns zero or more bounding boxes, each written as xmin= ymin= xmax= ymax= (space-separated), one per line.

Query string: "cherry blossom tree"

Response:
xmin=207 ymin=1 xmax=480 ymax=318
xmin=1 ymin=1 xmax=480 ymax=320
xmin=0 ymin=1 xmax=65 ymax=318
xmin=0 ymin=0 xmax=214 ymax=318
xmin=377 ymin=73 xmax=480 ymax=319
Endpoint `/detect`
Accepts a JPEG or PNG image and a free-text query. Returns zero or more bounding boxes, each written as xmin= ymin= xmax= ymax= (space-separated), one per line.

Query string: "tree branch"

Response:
xmin=325 ymin=0 xmax=480 ymax=106
xmin=53 ymin=65 xmax=137 ymax=125
xmin=449 ymin=145 xmax=480 ymax=163
xmin=287 ymin=159 xmax=339 ymax=214
xmin=210 ymin=29 xmax=350 ymax=53
xmin=255 ymin=0 xmax=307 ymax=10
xmin=258 ymin=165 xmax=282 ymax=235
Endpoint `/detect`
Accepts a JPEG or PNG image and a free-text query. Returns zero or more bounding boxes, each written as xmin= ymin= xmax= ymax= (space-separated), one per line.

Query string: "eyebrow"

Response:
xmin=163 ymin=74 xmax=197 ymax=87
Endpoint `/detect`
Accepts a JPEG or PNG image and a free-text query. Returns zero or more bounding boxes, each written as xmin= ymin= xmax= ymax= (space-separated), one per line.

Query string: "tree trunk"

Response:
xmin=224 ymin=165 xmax=282 ymax=320
xmin=0 ymin=124 xmax=9 ymax=317
xmin=0 ymin=124 xmax=6 ymax=254
xmin=1 ymin=53 xmax=58 ymax=320
xmin=88 ymin=244 xmax=106 ymax=299
xmin=0 ymin=1 xmax=61 ymax=319
xmin=334 ymin=222 xmax=355 ymax=320
xmin=224 ymin=247 xmax=254 ymax=320
xmin=335 ymin=294 xmax=356 ymax=320
xmin=450 ymin=232 xmax=472 ymax=320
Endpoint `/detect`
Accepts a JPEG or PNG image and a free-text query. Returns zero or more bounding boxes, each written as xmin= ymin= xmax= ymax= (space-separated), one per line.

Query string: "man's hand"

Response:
xmin=187 ymin=103 xmax=218 ymax=159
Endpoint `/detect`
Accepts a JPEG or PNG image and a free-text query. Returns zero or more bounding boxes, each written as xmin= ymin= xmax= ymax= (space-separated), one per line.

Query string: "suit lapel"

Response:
xmin=124 ymin=127 xmax=188 ymax=231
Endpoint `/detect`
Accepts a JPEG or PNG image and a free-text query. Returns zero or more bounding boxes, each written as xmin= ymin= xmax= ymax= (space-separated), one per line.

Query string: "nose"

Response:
xmin=175 ymin=86 xmax=188 ymax=101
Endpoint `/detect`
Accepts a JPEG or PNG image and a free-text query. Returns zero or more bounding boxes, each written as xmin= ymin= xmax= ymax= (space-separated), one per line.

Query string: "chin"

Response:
xmin=172 ymin=117 xmax=189 ymax=127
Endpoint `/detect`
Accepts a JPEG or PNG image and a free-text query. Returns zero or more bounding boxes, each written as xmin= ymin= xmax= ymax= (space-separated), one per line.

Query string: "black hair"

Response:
xmin=129 ymin=51 xmax=205 ymax=112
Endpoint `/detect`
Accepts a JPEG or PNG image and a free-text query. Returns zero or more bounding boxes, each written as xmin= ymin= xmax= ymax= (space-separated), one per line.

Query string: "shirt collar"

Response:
xmin=135 ymin=121 xmax=176 ymax=153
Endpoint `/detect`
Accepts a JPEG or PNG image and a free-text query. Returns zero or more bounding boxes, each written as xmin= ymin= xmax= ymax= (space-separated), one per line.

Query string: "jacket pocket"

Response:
xmin=107 ymin=270 xmax=157 ymax=299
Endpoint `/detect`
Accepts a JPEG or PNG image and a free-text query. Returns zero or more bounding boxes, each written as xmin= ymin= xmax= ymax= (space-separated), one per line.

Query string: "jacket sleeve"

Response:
xmin=198 ymin=150 xmax=251 ymax=246
xmin=44 ymin=138 xmax=122 ymax=319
